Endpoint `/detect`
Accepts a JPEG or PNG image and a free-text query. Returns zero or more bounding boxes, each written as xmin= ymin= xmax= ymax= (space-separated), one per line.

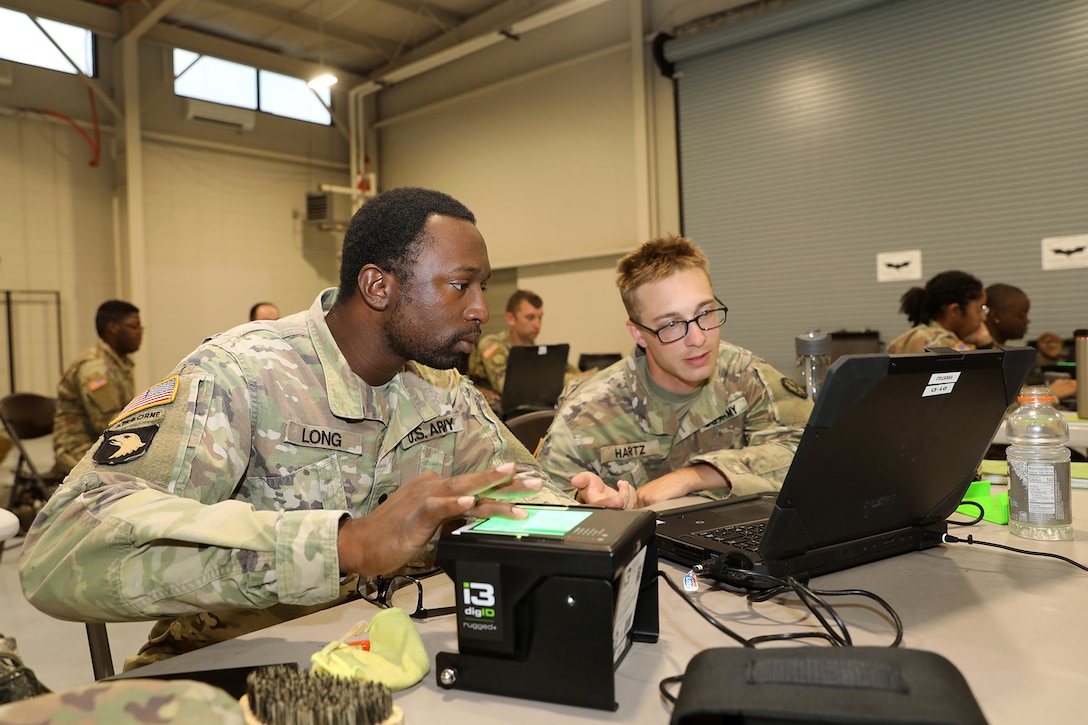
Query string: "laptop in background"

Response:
xmin=500 ymin=344 xmax=570 ymax=419
xmin=655 ymin=346 xmax=1035 ymax=580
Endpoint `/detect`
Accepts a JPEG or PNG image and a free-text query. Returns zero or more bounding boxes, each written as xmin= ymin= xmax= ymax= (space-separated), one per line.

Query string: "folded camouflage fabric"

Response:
xmin=0 ymin=633 xmax=50 ymax=705
xmin=0 ymin=678 xmax=244 ymax=724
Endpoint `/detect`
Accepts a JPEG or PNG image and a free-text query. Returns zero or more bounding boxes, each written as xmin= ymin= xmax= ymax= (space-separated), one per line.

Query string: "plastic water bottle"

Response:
xmin=795 ymin=332 xmax=831 ymax=401
xmin=1006 ymin=385 xmax=1073 ymax=540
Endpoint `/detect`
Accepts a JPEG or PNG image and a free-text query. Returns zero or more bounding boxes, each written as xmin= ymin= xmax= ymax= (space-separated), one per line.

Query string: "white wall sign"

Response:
xmin=876 ymin=249 xmax=923 ymax=282
xmin=1041 ymin=235 xmax=1088 ymax=271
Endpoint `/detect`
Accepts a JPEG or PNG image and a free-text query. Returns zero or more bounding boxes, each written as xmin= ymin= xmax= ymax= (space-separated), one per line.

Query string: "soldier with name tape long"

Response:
xmin=537 ymin=236 xmax=813 ymax=508
xmin=19 ymin=188 xmax=631 ymax=669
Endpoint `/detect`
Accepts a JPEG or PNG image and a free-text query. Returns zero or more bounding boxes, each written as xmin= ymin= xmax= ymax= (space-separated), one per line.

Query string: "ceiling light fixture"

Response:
xmin=308 ymin=0 xmax=337 ymax=90
xmin=308 ymin=73 xmax=338 ymax=89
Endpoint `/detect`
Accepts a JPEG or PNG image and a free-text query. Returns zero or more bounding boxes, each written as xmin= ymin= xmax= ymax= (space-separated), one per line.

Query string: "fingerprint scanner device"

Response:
xmin=435 ymin=505 xmax=658 ymax=711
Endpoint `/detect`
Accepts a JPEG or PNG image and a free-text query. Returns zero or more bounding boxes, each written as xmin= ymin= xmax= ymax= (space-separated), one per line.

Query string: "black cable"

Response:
xmin=946 ymin=500 xmax=985 ymax=526
xmin=658 ymin=674 xmax=684 ymax=706
xmin=942 ymin=533 xmax=1088 ymax=572
xmin=653 ymin=568 xmax=907 ymax=701
xmin=656 ymin=569 xmax=751 ymax=647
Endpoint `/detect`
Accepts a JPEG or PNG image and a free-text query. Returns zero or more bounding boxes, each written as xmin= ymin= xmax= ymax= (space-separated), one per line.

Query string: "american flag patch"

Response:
xmin=111 ymin=376 xmax=179 ymax=425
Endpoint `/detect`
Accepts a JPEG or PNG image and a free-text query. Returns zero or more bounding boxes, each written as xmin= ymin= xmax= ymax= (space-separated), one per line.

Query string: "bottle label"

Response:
xmin=1008 ymin=461 xmax=1072 ymax=525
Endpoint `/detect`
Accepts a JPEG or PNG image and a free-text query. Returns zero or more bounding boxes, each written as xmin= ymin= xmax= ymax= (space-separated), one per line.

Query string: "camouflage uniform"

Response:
xmin=467 ymin=330 xmax=513 ymax=395
xmin=20 ymin=289 xmax=569 ymax=668
xmin=0 ymin=679 xmax=243 ymax=724
xmin=537 ymin=342 xmax=813 ymax=499
xmin=885 ymin=323 xmax=972 ymax=354
xmin=53 ymin=339 xmax=136 ymax=473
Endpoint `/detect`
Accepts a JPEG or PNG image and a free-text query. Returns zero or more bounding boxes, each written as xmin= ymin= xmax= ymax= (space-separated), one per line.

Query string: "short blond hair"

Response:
xmin=616 ymin=235 xmax=710 ymax=318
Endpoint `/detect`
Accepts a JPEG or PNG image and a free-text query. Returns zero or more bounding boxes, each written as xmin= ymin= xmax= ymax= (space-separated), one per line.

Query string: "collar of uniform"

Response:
xmin=309 ymin=289 xmax=387 ymax=421
xmin=628 ymin=342 xmax=741 ymax=437
xmin=307 ymin=289 xmax=452 ymax=427
xmin=97 ymin=338 xmax=134 ymax=372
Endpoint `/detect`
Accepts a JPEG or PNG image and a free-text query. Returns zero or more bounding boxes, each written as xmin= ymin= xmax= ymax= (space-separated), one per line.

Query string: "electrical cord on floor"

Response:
xmin=655 ymin=567 xmax=905 ymax=706
xmin=941 ymin=532 xmax=1088 ymax=572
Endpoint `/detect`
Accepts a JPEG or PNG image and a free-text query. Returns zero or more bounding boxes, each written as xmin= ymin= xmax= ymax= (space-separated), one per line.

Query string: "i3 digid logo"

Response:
xmin=462 ymin=581 xmax=496 ymax=618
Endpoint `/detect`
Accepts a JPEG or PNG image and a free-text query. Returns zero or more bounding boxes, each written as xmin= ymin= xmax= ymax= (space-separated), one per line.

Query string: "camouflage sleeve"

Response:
xmin=475 ymin=338 xmax=508 ymax=394
xmin=450 ymin=373 xmax=572 ymax=505
xmin=536 ymin=408 xmax=600 ymax=490
xmin=20 ymin=347 xmax=345 ymax=623
xmin=688 ymin=362 xmax=812 ymax=498
xmin=76 ymin=359 xmax=131 ymax=433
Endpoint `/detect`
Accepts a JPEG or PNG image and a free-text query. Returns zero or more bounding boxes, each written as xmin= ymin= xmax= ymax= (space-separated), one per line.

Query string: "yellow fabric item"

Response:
xmin=310 ymin=608 xmax=430 ymax=691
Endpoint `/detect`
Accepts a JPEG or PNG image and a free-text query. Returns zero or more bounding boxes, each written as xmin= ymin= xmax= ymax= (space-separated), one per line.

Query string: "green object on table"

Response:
xmin=956 ymin=480 xmax=1008 ymax=525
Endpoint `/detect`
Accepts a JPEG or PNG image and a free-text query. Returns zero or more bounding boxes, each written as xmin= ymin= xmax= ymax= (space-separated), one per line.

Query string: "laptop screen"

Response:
xmin=500 ymin=344 xmax=570 ymax=415
xmin=759 ymin=347 xmax=1035 ymax=561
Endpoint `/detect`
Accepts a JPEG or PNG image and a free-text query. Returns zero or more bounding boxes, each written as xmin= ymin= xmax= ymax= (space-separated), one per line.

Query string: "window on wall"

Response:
xmin=0 ymin=8 xmax=95 ymax=76
xmin=173 ymin=49 xmax=331 ymax=125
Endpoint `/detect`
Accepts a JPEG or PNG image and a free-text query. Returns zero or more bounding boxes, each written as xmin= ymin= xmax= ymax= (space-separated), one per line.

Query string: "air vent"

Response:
xmin=184 ymin=98 xmax=256 ymax=132
xmin=305 ymin=191 xmax=353 ymax=226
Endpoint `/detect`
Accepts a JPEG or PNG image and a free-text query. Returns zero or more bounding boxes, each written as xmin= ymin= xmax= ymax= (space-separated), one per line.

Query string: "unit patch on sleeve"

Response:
xmin=403 ymin=415 xmax=464 ymax=448
xmin=600 ymin=440 xmax=661 ymax=464
xmin=781 ymin=377 xmax=808 ymax=399
xmin=111 ymin=376 xmax=179 ymax=426
xmin=94 ymin=425 xmax=160 ymax=465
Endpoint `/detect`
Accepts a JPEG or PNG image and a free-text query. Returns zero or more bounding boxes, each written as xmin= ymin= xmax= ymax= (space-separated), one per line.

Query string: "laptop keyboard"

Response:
xmin=697 ymin=522 xmax=766 ymax=552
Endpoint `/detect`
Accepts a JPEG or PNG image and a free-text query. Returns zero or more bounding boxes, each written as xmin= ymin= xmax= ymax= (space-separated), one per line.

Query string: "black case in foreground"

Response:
xmin=672 ymin=647 xmax=987 ymax=724
xmin=435 ymin=507 xmax=658 ymax=711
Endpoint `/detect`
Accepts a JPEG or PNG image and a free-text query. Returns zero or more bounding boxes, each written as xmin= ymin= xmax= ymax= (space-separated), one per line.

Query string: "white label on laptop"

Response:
xmin=923 ymin=371 xmax=961 ymax=397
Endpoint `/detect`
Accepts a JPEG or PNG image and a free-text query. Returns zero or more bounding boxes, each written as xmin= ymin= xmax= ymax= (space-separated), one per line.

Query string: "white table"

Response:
xmin=115 ymin=490 xmax=1088 ymax=724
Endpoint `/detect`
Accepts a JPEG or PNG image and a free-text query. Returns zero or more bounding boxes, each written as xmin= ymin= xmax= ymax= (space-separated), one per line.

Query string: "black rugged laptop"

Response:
xmin=655 ymin=346 xmax=1035 ymax=580
xmin=500 ymin=343 xmax=570 ymax=418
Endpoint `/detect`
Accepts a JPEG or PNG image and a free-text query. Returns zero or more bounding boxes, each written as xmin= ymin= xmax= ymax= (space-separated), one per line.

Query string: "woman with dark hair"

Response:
xmin=885 ymin=270 xmax=991 ymax=354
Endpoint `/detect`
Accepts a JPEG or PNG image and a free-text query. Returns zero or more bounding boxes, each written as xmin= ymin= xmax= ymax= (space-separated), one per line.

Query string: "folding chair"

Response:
xmin=0 ymin=393 xmax=65 ymax=535
xmin=504 ymin=408 xmax=556 ymax=456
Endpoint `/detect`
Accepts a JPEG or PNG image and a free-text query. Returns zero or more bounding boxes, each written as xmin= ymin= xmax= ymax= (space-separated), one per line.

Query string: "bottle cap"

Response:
xmin=1075 ymin=329 xmax=1088 ymax=338
xmin=1017 ymin=385 xmax=1056 ymax=404
xmin=795 ymin=331 xmax=830 ymax=355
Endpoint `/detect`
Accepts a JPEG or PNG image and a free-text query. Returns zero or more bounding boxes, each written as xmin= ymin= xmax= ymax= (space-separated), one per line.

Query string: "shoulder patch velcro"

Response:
xmin=481 ymin=342 xmax=500 ymax=360
xmin=94 ymin=425 xmax=160 ymax=465
xmin=110 ymin=375 xmax=179 ymax=426
xmin=86 ymin=376 xmax=109 ymax=392
xmin=781 ymin=377 xmax=808 ymax=399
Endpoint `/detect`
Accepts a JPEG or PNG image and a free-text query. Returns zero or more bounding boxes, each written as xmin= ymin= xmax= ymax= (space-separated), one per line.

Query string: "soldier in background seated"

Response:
xmin=467 ymin=289 xmax=579 ymax=413
xmin=984 ymin=282 xmax=1076 ymax=401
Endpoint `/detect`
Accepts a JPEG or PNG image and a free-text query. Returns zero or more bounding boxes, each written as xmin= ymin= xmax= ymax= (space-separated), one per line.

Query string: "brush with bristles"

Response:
xmin=241 ymin=665 xmax=404 ymax=725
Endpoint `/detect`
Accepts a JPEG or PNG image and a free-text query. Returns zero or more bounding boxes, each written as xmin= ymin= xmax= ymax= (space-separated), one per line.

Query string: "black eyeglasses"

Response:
xmin=629 ymin=301 xmax=728 ymax=344
xmin=357 ymin=573 xmax=456 ymax=620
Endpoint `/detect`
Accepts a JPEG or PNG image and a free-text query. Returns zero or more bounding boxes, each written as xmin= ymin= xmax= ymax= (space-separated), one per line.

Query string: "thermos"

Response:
xmin=795 ymin=332 xmax=831 ymax=401
xmin=1076 ymin=329 xmax=1087 ymax=419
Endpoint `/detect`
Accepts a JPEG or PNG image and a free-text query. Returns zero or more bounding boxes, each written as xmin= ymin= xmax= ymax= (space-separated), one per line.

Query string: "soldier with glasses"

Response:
xmin=538 ymin=235 xmax=812 ymax=508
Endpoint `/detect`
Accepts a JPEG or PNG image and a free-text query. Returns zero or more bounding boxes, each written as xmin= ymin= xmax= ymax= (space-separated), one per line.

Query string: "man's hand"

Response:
xmin=635 ymin=464 xmax=729 ymax=508
xmin=570 ymin=471 xmax=636 ymax=509
xmin=1036 ymin=331 xmax=1066 ymax=360
xmin=1049 ymin=378 xmax=1077 ymax=400
xmin=336 ymin=462 xmax=541 ymax=576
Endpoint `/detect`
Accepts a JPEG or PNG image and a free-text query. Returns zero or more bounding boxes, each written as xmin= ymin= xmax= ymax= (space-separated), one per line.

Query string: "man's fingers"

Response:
xmin=464 ymin=500 xmax=530 ymax=520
